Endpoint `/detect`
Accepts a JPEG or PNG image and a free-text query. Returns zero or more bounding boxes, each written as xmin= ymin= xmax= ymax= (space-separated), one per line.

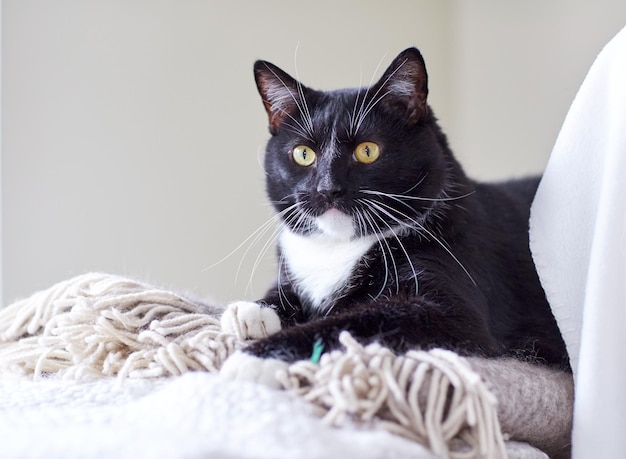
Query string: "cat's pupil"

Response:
xmin=364 ymin=146 xmax=371 ymax=157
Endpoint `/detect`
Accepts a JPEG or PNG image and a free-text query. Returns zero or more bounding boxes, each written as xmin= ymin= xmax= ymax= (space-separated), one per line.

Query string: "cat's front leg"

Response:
xmin=221 ymin=296 xmax=500 ymax=387
xmin=220 ymin=301 xmax=290 ymax=388
xmin=220 ymin=288 xmax=304 ymax=387
xmin=220 ymin=301 xmax=282 ymax=340
xmin=220 ymin=350 xmax=289 ymax=389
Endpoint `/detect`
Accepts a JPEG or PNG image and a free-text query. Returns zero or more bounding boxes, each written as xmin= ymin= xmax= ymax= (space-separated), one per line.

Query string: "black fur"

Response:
xmin=246 ymin=48 xmax=569 ymax=371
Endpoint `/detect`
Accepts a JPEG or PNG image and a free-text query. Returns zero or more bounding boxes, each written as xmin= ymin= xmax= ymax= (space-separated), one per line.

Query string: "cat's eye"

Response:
xmin=354 ymin=142 xmax=381 ymax=164
xmin=292 ymin=145 xmax=317 ymax=167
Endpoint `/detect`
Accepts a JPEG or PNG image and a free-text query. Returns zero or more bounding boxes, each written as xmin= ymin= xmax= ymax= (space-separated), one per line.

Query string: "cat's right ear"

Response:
xmin=254 ymin=60 xmax=303 ymax=135
xmin=372 ymin=48 xmax=429 ymax=125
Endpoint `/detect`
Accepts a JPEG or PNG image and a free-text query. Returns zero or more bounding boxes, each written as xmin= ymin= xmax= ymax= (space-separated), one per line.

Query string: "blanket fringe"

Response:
xmin=283 ymin=332 xmax=506 ymax=458
xmin=0 ymin=273 xmax=238 ymax=379
xmin=0 ymin=273 xmax=508 ymax=458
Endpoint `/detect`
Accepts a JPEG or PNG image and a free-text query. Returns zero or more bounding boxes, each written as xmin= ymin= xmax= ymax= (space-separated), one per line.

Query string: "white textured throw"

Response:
xmin=0 ymin=273 xmax=572 ymax=458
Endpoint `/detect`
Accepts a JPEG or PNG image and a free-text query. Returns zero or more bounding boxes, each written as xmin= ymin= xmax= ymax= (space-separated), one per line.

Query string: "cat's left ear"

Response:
xmin=254 ymin=60 xmax=306 ymax=135
xmin=373 ymin=48 xmax=429 ymax=125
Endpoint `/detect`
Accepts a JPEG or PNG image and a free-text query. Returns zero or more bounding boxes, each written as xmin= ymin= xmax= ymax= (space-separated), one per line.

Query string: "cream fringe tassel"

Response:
xmin=0 ymin=273 xmax=507 ymax=458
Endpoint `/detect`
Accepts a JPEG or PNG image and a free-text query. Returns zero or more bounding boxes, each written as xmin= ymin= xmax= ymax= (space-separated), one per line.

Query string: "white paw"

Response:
xmin=220 ymin=351 xmax=289 ymax=389
xmin=220 ymin=301 xmax=282 ymax=340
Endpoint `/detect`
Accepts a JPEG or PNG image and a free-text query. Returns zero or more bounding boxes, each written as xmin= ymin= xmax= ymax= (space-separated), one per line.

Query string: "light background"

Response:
xmin=3 ymin=1 xmax=626 ymax=306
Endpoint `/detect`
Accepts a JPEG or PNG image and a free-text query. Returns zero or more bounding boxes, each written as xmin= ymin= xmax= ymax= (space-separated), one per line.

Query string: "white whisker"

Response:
xmin=359 ymin=199 xmax=419 ymax=295
xmin=368 ymin=198 xmax=477 ymax=287
xmin=351 ymin=53 xmax=388 ymax=137
xmin=262 ymin=62 xmax=315 ymax=140
xmin=280 ymin=120 xmax=315 ymax=142
xmin=244 ymin=216 xmax=284 ymax=295
xmin=293 ymin=43 xmax=315 ymax=138
xmin=358 ymin=206 xmax=398 ymax=298
xmin=202 ymin=206 xmax=290 ymax=273
xmin=235 ymin=203 xmax=299 ymax=284
xmin=361 ymin=188 xmax=475 ymax=203
xmin=353 ymin=58 xmax=409 ymax=136
xmin=353 ymin=90 xmax=392 ymax=135
xmin=401 ymin=174 xmax=428 ymax=195
xmin=275 ymin=252 xmax=297 ymax=314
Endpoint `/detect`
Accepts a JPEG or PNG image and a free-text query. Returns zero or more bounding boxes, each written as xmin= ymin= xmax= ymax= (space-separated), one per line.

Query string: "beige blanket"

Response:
xmin=0 ymin=273 xmax=573 ymax=458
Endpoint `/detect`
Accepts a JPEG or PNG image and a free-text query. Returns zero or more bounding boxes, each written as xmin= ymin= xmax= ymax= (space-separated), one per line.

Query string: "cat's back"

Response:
xmin=473 ymin=175 xmax=541 ymax=225
xmin=464 ymin=175 xmax=542 ymax=292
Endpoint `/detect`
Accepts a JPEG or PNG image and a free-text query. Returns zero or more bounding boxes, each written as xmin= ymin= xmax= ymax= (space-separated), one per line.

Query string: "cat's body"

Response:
xmin=220 ymin=48 xmax=569 ymax=380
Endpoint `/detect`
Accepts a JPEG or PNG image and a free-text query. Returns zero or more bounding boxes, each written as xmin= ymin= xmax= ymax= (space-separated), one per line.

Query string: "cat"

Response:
xmin=220 ymin=47 xmax=569 ymax=385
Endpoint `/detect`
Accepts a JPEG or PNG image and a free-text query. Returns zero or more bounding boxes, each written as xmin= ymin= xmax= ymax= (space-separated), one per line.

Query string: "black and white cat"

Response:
xmin=220 ymin=47 xmax=569 ymax=385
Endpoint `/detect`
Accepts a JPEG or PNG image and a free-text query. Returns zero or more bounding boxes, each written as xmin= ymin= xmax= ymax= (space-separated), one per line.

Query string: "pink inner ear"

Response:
xmin=255 ymin=68 xmax=301 ymax=133
xmin=391 ymin=63 xmax=428 ymax=123
xmin=375 ymin=49 xmax=429 ymax=125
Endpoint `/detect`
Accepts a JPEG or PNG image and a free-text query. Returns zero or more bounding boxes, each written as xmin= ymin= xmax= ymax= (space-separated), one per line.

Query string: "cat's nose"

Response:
xmin=316 ymin=181 xmax=345 ymax=202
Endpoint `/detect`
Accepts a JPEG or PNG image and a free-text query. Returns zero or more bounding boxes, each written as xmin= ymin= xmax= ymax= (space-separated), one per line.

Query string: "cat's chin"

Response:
xmin=315 ymin=208 xmax=355 ymax=240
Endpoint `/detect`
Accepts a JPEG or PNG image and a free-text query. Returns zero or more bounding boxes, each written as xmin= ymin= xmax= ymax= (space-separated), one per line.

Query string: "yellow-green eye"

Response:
xmin=354 ymin=142 xmax=381 ymax=164
xmin=292 ymin=145 xmax=317 ymax=166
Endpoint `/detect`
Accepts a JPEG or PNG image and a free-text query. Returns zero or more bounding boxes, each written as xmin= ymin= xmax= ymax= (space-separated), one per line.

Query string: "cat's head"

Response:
xmin=254 ymin=48 xmax=461 ymax=241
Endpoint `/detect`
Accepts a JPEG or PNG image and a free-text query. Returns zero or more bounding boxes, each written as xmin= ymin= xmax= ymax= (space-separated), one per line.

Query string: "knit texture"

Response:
xmin=0 ymin=273 xmax=573 ymax=458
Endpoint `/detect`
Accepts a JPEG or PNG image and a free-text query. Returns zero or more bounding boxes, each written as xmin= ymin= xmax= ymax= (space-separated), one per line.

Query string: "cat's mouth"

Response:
xmin=315 ymin=208 xmax=355 ymax=240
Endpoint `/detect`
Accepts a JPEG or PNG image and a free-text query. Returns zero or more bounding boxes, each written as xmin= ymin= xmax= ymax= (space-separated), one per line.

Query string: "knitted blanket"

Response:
xmin=0 ymin=273 xmax=573 ymax=458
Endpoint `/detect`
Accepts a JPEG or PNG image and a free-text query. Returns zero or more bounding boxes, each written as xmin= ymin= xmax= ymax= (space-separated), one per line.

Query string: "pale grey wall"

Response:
xmin=2 ymin=0 xmax=452 ymax=305
xmin=451 ymin=0 xmax=626 ymax=179
xmin=3 ymin=1 xmax=625 ymax=306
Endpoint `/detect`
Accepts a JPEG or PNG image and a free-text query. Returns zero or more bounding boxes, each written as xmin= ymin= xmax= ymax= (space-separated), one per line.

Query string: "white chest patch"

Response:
xmin=280 ymin=216 xmax=378 ymax=313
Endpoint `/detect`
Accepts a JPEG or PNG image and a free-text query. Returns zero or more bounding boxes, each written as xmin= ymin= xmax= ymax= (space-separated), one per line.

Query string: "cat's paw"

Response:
xmin=220 ymin=301 xmax=282 ymax=340
xmin=220 ymin=351 xmax=289 ymax=389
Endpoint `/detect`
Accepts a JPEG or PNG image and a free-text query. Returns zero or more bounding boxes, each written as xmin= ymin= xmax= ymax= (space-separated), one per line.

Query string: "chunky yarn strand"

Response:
xmin=0 ymin=273 xmax=238 ymax=379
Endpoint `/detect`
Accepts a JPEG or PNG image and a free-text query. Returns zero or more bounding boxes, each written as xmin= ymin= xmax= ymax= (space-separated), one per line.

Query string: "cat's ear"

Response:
xmin=254 ymin=60 xmax=305 ymax=135
xmin=373 ymin=48 xmax=429 ymax=125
